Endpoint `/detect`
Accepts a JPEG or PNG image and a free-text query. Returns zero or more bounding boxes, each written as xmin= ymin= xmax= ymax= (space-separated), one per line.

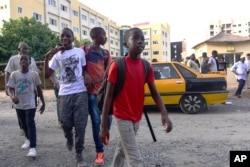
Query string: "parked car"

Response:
xmin=144 ymin=61 xmax=228 ymax=114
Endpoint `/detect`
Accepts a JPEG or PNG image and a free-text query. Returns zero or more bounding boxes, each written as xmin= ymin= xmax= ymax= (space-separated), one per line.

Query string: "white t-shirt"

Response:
xmin=230 ymin=61 xmax=248 ymax=80
xmin=49 ymin=47 xmax=87 ymax=95
xmin=208 ymin=57 xmax=217 ymax=72
xmin=7 ymin=70 xmax=41 ymax=109
xmin=4 ymin=54 xmax=39 ymax=74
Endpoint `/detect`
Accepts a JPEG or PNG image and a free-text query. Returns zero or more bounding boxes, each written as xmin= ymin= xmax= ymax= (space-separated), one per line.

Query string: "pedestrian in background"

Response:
xmin=231 ymin=55 xmax=248 ymax=98
xmin=244 ymin=53 xmax=250 ymax=89
xmin=207 ymin=50 xmax=218 ymax=72
xmin=200 ymin=52 xmax=209 ymax=74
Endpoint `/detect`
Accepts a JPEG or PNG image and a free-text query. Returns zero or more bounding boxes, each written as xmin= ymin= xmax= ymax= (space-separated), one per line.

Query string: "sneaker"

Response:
xmin=76 ymin=154 xmax=87 ymax=167
xmin=21 ymin=140 xmax=30 ymax=149
xmin=66 ymin=139 xmax=73 ymax=151
xmin=27 ymin=148 xmax=36 ymax=157
xmin=94 ymin=152 xmax=104 ymax=165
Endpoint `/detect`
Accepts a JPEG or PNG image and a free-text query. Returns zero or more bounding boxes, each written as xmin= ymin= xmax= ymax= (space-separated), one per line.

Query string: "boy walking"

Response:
xmin=7 ymin=54 xmax=45 ymax=157
xmin=84 ymin=27 xmax=112 ymax=165
xmin=5 ymin=42 xmax=40 ymax=136
xmin=44 ymin=28 xmax=88 ymax=167
xmin=99 ymin=27 xmax=173 ymax=167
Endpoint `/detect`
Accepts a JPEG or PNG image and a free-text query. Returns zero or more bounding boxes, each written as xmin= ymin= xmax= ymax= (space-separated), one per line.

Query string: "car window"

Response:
xmin=152 ymin=63 xmax=180 ymax=80
xmin=175 ymin=64 xmax=196 ymax=78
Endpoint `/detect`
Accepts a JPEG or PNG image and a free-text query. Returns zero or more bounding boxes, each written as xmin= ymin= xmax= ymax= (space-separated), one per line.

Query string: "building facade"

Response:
xmin=133 ymin=22 xmax=171 ymax=62
xmin=0 ymin=0 xmax=121 ymax=57
xmin=209 ymin=18 xmax=250 ymax=38
xmin=0 ymin=0 xmax=171 ymax=61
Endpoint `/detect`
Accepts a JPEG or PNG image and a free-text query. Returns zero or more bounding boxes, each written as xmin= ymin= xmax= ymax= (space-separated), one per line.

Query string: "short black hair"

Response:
xmin=123 ymin=27 xmax=142 ymax=46
xmin=90 ymin=27 xmax=105 ymax=39
xmin=62 ymin=28 xmax=74 ymax=38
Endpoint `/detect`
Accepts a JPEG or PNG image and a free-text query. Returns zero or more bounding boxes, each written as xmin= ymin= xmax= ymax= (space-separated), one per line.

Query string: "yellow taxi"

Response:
xmin=144 ymin=62 xmax=229 ymax=114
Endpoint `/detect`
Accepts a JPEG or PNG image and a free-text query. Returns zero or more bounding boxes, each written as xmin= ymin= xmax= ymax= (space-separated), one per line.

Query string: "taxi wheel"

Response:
xmin=180 ymin=94 xmax=205 ymax=114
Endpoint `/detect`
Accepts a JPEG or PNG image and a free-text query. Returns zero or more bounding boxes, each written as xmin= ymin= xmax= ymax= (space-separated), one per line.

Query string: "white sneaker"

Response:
xmin=21 ymin=140 xmax=30 ymax=149
xmin=27 ymin=148 xmax=36 ymax=157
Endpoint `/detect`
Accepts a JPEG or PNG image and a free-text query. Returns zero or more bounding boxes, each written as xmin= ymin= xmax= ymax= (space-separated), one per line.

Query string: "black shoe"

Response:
xmin=76 ymin=154 xmax=87 ymax=167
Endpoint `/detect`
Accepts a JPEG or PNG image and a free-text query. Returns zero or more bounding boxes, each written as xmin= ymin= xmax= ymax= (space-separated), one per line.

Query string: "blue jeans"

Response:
xmin=17 ymin=108 xmax=36 ymax=148
xmin=58 ymin=92 xmax=89 ymax=154
xmin=235 ymin=79 xmax=246 ymax=96
xmin=88 ymin=93 xmax=112 ymax=153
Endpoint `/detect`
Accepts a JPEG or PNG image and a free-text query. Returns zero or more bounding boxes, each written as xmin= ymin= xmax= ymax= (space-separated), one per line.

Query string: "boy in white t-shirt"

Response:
xmin=44 ymin=28 xmax=88 ymax=167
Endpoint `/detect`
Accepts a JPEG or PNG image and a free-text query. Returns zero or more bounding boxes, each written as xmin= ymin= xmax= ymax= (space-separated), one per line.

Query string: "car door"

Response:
xmin=144 ymin=63 xmax=186 ymax=105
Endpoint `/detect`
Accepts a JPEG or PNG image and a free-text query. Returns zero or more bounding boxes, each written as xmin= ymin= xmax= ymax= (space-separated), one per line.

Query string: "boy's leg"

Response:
xmin=73 ymin=92 xmax=88 ymax=154
xmin=17 ymin=109 xmax=28 ymax=138
xmin=16 ymin=109 xmax=24 ymax=135
xmin=59 ymin=95 xmax=74 ymax=150
xmin=111 ymin=139 xmax=125 ymax=167
xmin=26 ymin=108 xmax=36 ymax=148
xmin=113 ymin=118 xmax=143 ymax=167
xmin=88 ymin=93 xmax=103 ymax=153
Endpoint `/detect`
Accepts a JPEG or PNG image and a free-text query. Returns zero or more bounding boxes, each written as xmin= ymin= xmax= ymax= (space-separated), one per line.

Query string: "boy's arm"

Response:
xmin=8 ymin=87 xmax=19 ymax=104
xmin=5 ymin=72 xmax=10 ymax=95
xmin=147 ymin=82 xmax=172 ymax=133
xmin=49 ymin=73 xmax=59 ymax=89
xmin=37 ymin=85 xmax=45 ymax=114
xmin=100 ymin=81 xmax=115 ymax=144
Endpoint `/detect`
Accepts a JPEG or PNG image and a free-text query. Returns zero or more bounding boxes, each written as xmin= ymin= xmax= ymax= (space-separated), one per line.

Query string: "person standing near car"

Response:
xmin=200 ymin=52 xmax=209 ymax=74
xmin=207 ymin=50 xmax=218 ymax=72
xmin=231 ymin=55 xmax=248 ymax=98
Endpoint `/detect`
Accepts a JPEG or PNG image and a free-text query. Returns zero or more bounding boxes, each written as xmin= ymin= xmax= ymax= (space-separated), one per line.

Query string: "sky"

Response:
xmin=79 ymin=0 xmax=250 ymax=54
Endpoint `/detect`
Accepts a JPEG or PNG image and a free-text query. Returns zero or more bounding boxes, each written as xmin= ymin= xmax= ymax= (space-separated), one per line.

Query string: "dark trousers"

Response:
xmin=17 ymin=108 xmax=37 ymax=148
xmin=58 ymin=92 xmax=88 ymax=154
xmin=53 ymin=85 xmax=61 ymax=122
xmin=235 ymin=79 xmax=246 ymax=96
xmin=16 ymin=109 xmax=23 ymax=129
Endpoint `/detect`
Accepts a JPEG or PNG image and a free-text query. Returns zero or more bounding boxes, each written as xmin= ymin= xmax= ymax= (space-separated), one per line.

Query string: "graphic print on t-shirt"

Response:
xmin=62 ymin=54 xmax=79 ymax=83
xmin=16 ymin=78 xmax=30 ymax=95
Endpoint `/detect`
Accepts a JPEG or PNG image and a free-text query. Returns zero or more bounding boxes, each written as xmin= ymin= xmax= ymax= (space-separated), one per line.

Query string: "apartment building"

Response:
xmin=209 ymin=18 xmax=250 ymax=38
xmin=0 ymin=0 xmax=121 ymax=57
xmin=133 ymin=22 xmax=171 ymax=62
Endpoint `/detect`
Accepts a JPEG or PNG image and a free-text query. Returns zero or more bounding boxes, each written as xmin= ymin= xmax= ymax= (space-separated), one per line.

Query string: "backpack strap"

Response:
xmin=142 ymin=59 xmax=150 ymax=83
xmin=113 ymin=56 xmax=126 ymax=98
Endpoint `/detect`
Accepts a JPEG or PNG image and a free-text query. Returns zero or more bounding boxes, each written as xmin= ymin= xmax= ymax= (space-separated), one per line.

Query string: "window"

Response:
xmin=238 ymin=24 xmax=241 ymax=27
xmin=81 ymin=14 xmax=87 ymax=21
xmin=110 ymin=29 xmax=113 ymax=33
xmin=48 ymin=0 xmax=56 ymax=7
xmin=61 ymin=22 xmax=68 ymax=28
xmin=110 ymin=40 xmax=113 ymax=44
xmin=49 ymin=18 xmax=57 ymax=26
xmin=152 ymin=64 xmax=180 ymax=80
xmin=115 ymin=31 xmax=118 ymax=35
xmin=82 ymin=30 xmax=87 ymax=35
xmin=61 ymin=5 xmax=67 ymax=12
xmin=145 ymin=41 xmax=148 ymax=45
xmin=17 ymin=7 xmax=22 ymax=14
xmin=153 ymin=41 xmax=158 ymax=44
xmin=90 ymin=18 xmax=95 ymax=24
xmin=175 ymin=64 xmax=196 ymax=78
xmin=153 ymin=51 xmax=159 ymax=55
xmin=97 ymin=22 xmax=101 ymax=27
xmin=33 ymin=12 xmax=42 ymax=22
xmin=73 ymin=27 xmax=79 ymax=33
xmin=72 ymin=10 xmax=78 ymax=17
xmin=153 ymin=30 xmax=158 ymax=34
xmin=143 ymin=31 xmax=148 ymax=35
xmin=143 ymin=52 xmax=149 ymax=56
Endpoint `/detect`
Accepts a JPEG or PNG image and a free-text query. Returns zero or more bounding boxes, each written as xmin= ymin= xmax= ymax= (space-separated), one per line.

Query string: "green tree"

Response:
xmin=74 ymin=38 xmax=92 ymax=47
xmin=0 ymin=17 xmax=59 ymax=63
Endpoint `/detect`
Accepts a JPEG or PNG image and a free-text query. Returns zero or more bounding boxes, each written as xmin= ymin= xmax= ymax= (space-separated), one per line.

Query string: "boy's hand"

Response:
xmin=12 ymin=96 xmax=20 ymax=104
xmin=39 ymin=103 xmax=45 ymax=114
xmin=161 ymin=113 xmax=173 ymax=133
xmin=99 ymin=126 xmax=109 ymax=145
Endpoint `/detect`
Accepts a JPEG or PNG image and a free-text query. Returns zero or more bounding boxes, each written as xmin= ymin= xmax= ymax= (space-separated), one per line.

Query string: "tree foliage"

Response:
xmin=0 ymin=17 xmax=59 ymax=63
